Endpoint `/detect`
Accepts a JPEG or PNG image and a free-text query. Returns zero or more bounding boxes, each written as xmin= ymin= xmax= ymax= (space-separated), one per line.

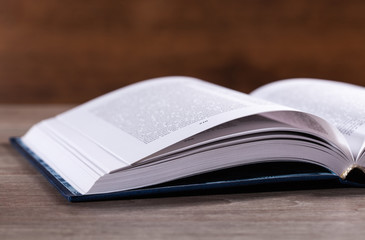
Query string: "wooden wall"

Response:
xmin=1 ymin=0 xmax=365 ymax=103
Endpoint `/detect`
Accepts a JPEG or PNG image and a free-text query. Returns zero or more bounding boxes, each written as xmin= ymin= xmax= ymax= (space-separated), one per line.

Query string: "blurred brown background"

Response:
xmin=1 ymin=0 xmax=365 ymax=103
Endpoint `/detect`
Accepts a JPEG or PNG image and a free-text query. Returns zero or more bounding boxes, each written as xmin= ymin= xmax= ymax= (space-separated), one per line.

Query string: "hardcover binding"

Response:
xmin=10 ymin=137 xmax=346 ymax=202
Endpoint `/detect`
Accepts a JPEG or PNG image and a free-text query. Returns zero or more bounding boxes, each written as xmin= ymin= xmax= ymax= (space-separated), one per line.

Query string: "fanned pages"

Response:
xmin=15 ymin=76 xmax=365 ymax=200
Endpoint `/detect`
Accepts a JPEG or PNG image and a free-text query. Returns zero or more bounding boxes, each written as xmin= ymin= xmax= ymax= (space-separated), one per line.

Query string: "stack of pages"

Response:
xmin=12 ymin=76 xmax=365 ymax=201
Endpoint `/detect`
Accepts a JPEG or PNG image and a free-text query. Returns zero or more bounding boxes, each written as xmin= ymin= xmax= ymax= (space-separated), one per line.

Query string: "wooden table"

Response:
xmin=2 ymin=105 xmax=365 ymax=240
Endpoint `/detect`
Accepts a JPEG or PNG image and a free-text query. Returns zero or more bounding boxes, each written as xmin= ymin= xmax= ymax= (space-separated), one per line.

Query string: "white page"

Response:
xmin=251 ymin=78 xmax=365 ymax=159
xmin=22 ymin=125 xmax=99 ymax=194
xmin=41 ymin=119 xmax=128 ymax=173
xmin=143 ymin=114 xmax=343 ymax=163
xmin=143 ymin=115 xmax=293 ymax=161
xmin=56 ymin=76 xmax=344 ymax=165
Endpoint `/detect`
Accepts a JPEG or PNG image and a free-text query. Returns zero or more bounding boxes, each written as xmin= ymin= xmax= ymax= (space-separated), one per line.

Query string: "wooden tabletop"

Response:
xmin=2 ymin=105 xmax=365 ymax=240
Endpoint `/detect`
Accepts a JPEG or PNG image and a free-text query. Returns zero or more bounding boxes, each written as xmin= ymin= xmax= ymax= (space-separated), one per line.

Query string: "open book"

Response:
xmin=11 ymin=76 xmax=365 ymax=201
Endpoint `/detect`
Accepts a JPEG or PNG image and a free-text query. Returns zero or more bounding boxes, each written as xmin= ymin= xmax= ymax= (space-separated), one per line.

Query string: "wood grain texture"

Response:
xmin=1 ymin=1 xmax=365 ymax=103
xmin=2 ymin=105 xmax=365 ymax=240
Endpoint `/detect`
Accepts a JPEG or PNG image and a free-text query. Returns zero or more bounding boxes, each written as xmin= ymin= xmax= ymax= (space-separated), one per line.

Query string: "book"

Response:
xmin=11 ymin=76 xmax=365 ymax=202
